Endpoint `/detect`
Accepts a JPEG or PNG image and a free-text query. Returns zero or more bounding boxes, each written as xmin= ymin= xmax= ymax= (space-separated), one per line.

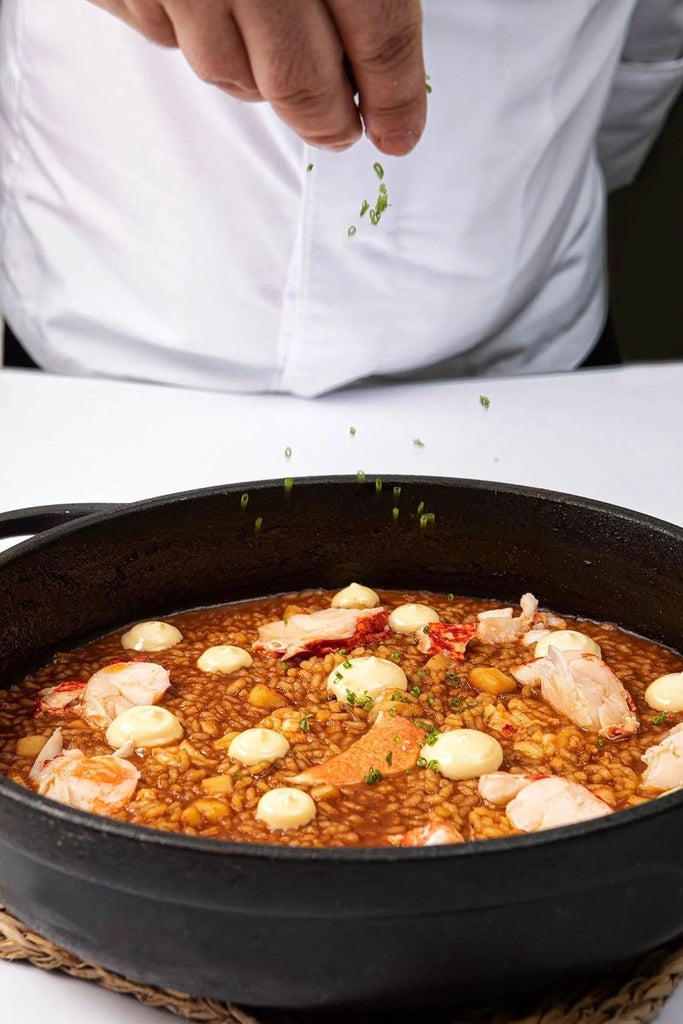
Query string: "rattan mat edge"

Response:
xmin=1 ymin=905 xmax=683 ymax=1024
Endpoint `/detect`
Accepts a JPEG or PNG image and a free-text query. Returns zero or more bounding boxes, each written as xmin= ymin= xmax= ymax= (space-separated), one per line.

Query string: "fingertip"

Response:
xmin=367 ymin=129 xmax=421 ymax=156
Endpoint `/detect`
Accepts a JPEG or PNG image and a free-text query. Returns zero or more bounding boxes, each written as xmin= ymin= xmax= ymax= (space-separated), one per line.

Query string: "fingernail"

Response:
xmin=371 ymin=130 xmax=420 ymax=156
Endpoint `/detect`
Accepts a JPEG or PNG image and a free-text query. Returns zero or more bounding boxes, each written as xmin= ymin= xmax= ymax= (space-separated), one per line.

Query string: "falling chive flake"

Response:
xmin=413 ymin=438 xmax=425 ymax=448
xmin=306 ymin=163 xmax=314 ymax=172
xmin=284 ymin=446 xmax=292 ymax=458
xmin=420 ymin=512 xmax=436 ymax=529
xmin=356 ymin=470 xmax=366 ymax=483
xmin=479 ymin=395 xmax=491 ymax=410
xmin=375 ymin=477 xmax=383 ymax=494
xmin=254 ymin=516 xmax=263 ymax=535
xmin=360 ymin=200 xmax=369 ymax=218
xmin=348 ymin=225 xmax=357 ymax=237
xmin=373 ymin=162 xmax=385 ymax=180
xmin=392 ymin=507 xmax=400 ymax=523
xmin=240 ymin=493 xmax=249 ymax=510
xmin=283 ymin=477 xmax=294 ymax=494
xmin=349 ymin=425 xmax=357 ymax=436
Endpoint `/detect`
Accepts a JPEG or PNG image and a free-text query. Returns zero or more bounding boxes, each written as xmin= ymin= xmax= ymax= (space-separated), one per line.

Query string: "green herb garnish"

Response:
xmin=390 ymin=652 xmax=401 ymax=661
xmin=284 ymin=446 xmax=292 ymax=458
xmin=416 ymin=501 xmax=425 ymax=516
xmin=385 ymin=751 xmax=393 ymax=766
xmin=392 ymin=507 xmax=400 ymax=523
xmin=427 ymin=697 xmax=437 ymax=708
xmin=349 ymin=425 xmax=357 ymax=436
xmin=653 ymin=712 xmax=668 ymax=726
xmin=390 ymin=691 xmax=410 ymax=703
xmin=375 ymin=476 xmax=383 ymax=494
xmin=240 ymin=493 xmax=249 ymax=510
xmin=389 ymin=706 xmax=397 ymax=717
xmin=373 ymin=162 xmax=384 ymax=180
xmin=450 ymin=696 xmax=463 ymax=708
xmin=306 ymin=163 xmax=314 ymax=172
xmin=393 ymin=485 xmax=401 ymax=502
xmin=413 ymin=439 xmax=425 ymax=449
xmin=348 ymin=225 xmax=357 ymax=237
xmin=364 ymin=767 xmax=383 ymax=785
xmin=254 ymin=516 xmax=263 ymax=535
xmin=356 ymin=470 xmax=366 ymax=483
xmin=425 ymin=74 xmax=432 ymax=94
xmin=426 ymin=759 xmax=439 ymax=772
xmin=300 ymin=713 xmax=313 ymax=733
xmin=420 ymin=513 xmax=435 ymax=529
xmin=360 ymin=200 xmax=369 ymax=217
xmin=283 ymin=477 xmax=294 ymax=494
xmin=479 ymin=395 xmax=491 ymax=410
xmin=410 ymin=685 xmax=421 ymax=697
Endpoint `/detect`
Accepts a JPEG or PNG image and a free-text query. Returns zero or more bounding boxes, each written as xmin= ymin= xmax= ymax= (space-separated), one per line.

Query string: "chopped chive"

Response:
xmin=385 ymin=751 xmax=393 ymax=766
xmin=300 ymin=713 xmax=313 ymax=732
xmin=360 ymin=200 xmax=369 ymax=217
xmin=283 ymin=477 xmax=294 ymax=494
xmin=306 ymin=163 xmax=314 ymax=172
xmin=417 ymin=501 xmax=425 ymax=516
xmin=356 ymin=470 xmax=366 ymax=483
xmin=416 ymin=756 xmax=427 ymax=769
xmin=653 ymin=712 xmax=668 ymax=726
xmin=392 ymin=507 xmax=400 ymax=523
xmin=597 ymin=738 xmax=605 ymax=747
xmin=364 ymin=767 xmax=383 ymax=785
xmin=349 ymin=425 xmax=357 ymax=436
xmin=348 ymin=225 xmax=357 ymax=237
xmin=369 ymin=209 xmax=379 ymax=226
xmin=420 ymin=513 xmax=436 ymax=529
xmin=427 ymin=759 xmax=439 ymax=772
xmin=373 ymin=162 xmax=385 ymax=180
xmin=427 ymin=697 xmax=437 ymax=708
xmin=422 ymin=625 xmax=430 ymax=635
xmin=389 ymin=706 xmax=397 ymax=717
xmin=413 ymin=438 xmax=425 ymax=448
xmin=447 ymin=593 xmax=454 ymax=601
xmin=479 ymin=395 xmax=491 ymax=410
xmin=425 ymin=74 xmax=432 ymax=94
xmin=394 ymin=734 xmax=401 ymax=744
xmin=393 ymin=485 xmax=401 ymax=502
xmin=343 ymin=660 xmax=353 ymax=670
xmin=254 ymin=516 xmax=263 ymax=535
xmin=240 ymin=493 xmax=249 ymax=510
xmin=390 ymin=652 xmax=401 ymax=661
xmin=450 ymin=696 xmax=463 ymax=708
xmin=375 ymin=476 xmax=383 ymax=494
xmin=284 ymin=446 xmax=292 ymax=458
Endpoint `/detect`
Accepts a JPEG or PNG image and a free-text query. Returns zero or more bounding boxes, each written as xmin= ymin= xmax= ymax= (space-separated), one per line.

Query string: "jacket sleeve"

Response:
xmin=598 ymin=0 xmax=683 ymax=191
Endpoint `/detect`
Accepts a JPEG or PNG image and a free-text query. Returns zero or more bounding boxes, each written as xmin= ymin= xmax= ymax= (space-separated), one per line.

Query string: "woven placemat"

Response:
xmin=1 ymin=905 xmax=682 ymax=1024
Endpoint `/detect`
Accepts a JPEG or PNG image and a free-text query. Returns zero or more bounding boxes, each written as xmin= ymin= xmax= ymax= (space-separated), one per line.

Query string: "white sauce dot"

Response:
xmin=105 ymin=705 xmax=184 ymax=749
xmin=388 ymin=604 xmax=440 ymax=634
xmin=645 ymin=672 xmax=683 ymax=713
xmin=121 ymin=621 xmax=183 ymax=652
xmin=427 ymin=729 xmax=504 ymax=781
xmin=326 ymin=656 xmax=408 ymax=705
xmin=331 ymin=583 xmax=380 ymax=610
xmin=534 ymin=630 xmax=601 ymax=659
xmin=255 ymin=787 xmax=316 ymax=829
xmin=197 ymin=645 xmax=253 ymax=674
xmin=228 ymin=728 xmax=290 ymax=767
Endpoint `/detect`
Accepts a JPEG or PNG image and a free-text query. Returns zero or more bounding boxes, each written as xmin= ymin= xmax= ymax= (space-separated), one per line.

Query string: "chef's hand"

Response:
xmin=87 ymin=0 xmax=426 ymax=155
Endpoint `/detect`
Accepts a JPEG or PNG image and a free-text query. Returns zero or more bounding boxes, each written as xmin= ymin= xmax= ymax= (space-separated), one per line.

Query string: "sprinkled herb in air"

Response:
xmin=300 ymin=713 xmax=313 ymax=733
xmin=348 ymin=225 xmax=357 ymax=237
xmin=356 ymin=470 xmax=366 ymax=483
xmin=390 ymin=652 xmax=401 ymax=661
xmin=410 ymin=685 xmax=421 ymax=697
xmin=360 ymin=200 xmax=369 ymax=218
xmin=653 ymin=712 xmax=668 ymax=726
xmin=373 ymin=162 xmax=385 ymax=181
xmin=306 ymin=163 xmax=314 ymax=172
xmin=447 ymin=593 xmax=454 ymax=601
xmin=417 ymin=501 xmax=425 ymax=516
xmin=425 ymin=74 xmax=432 ymax=94
xmin=385 ymin=751 xmax=393 ymax=766
xmin=479 ymin=395 xmax=491 ymax=410
xmin=392 ymin=507 xmax=400 ymax=523
xmin=420 ymin=513 xmax=436 ymax=529
xmin=393 ymin=485 xmax=401 ymax=502
xmin=254 ymin=517 xmax=263 ymax=535
xmin=364 ymin=767 xmax=383 ymax=785
xmin=375 ymin=476 xmax=383 ymax=494
xmin=413 ymin=438 xmax=425 ymax=448
xmin=284 ymin=446 xmax=292 ymax=458
xmin=283 ymin=477 xmax=294 ymax=494
xmin=349 ymin=425 xmax=357 ymax=436
xmin=240 ymin=493 xmax=249 ymax=510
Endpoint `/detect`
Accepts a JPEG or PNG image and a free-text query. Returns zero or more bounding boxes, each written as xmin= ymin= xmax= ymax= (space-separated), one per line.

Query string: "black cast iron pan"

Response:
xmin=0 ymin=476 xmax=681 ymax=1011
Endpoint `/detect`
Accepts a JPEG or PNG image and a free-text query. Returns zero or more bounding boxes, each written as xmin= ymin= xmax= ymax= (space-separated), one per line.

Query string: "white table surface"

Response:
xmin=0 ymin=363 xmax=682 ymax=1023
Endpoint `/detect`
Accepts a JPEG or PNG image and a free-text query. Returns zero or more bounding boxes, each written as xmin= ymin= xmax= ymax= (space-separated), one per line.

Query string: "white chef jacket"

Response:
xmin=0 ymin=0 xmax=682 ymax=396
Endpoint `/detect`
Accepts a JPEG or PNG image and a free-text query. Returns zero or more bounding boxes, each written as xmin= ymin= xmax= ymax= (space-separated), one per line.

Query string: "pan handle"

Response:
xmin=0 ymin=503 xmax=121 ymax=540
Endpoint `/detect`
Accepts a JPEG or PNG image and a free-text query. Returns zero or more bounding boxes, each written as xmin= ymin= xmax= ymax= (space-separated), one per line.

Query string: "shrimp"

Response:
xmin=511 ymin=647 xmax=639 ymax=740
xmin=478 ymin=772 xmax=612 ymax=832
xmin=476 ymin=593 xmax=539 ymax=645
xmin=390 ymin=820 xmax=465 ymax=847
xmin=253 ymin=607 xmax=389 ymax=660
xmin=29 ymin=728 xmax=139 ymax=815
xmin=35 ymin=679 xmax=87 ymax=716
xmin=641 ymin=723 xmax=683 ymax=795
xmin=80 ymin=661 xmax=171 ymax=729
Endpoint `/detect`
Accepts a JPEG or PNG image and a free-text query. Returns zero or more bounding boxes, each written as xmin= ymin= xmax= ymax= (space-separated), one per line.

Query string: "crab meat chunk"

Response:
xmin=479 ymin=772 xmax=612 ymax=832
xmin=641 ymin=723 xmax=683 ymax=795
xmin=80 ymin=661 xmax=171 ymax=729
xmin=29 ymin=728 xmax=139 ymax=815
xmin=254 ymin=607 xmax=389 ymax=660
